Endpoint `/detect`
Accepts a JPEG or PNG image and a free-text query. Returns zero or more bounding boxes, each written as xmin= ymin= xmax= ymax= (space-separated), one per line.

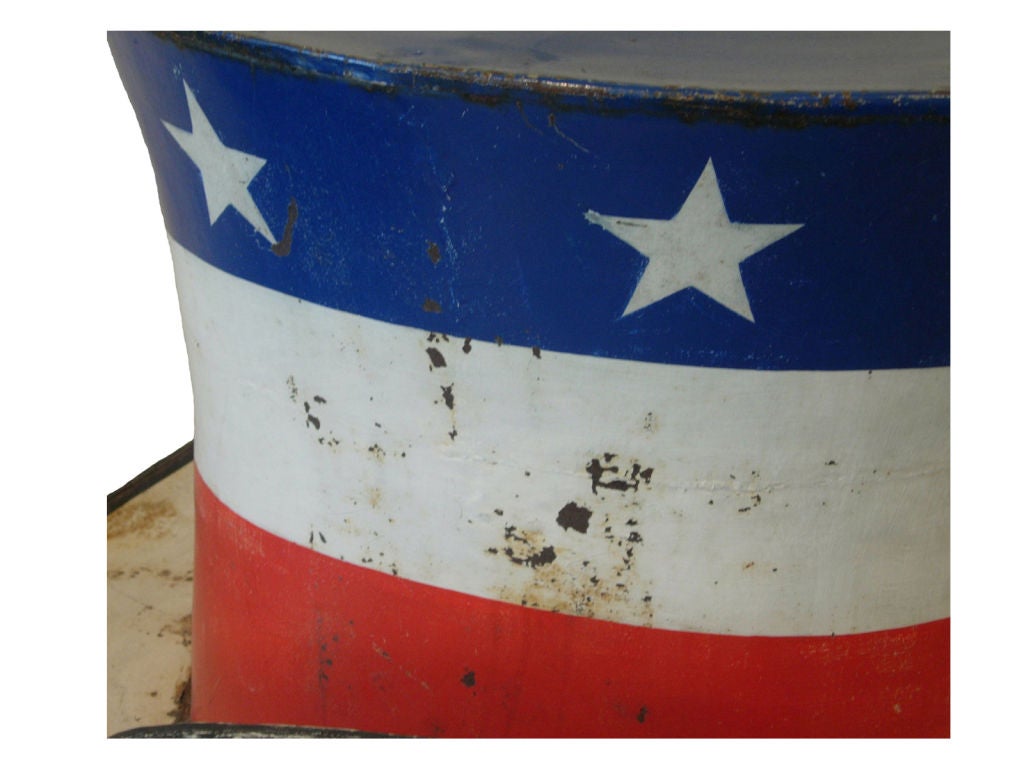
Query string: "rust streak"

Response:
xmin=271 ymin=198 xmax=298 ymax=257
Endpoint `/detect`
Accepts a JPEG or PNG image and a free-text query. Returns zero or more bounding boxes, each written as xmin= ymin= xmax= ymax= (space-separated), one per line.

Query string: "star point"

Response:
xmin=587 ymin=159 xmax=803 ymax=322
xmin=163 ymin=81 xmax=275 ymax=244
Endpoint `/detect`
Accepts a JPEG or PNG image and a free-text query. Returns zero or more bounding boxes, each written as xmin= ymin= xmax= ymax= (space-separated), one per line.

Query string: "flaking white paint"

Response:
xmin=172 ymin=239 xmax=949 ymax=637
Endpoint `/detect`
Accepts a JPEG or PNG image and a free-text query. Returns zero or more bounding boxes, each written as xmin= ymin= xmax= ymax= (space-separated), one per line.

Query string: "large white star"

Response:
xmin=163 ymin=81 xmax=275 ymax=244
xmin=585 ymin=159 xmax=803 ymax=322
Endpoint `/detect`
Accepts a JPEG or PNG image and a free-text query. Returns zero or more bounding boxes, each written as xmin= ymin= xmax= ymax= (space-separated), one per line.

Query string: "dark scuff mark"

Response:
xmin=319 ymin=531 xmax=326 ymax=543
xmin=169 ymin=676 xmax=192 ymax=724
xmin=556 ymin=502 xmax=593 ymax=534
xmin=426 ymin=347 xmax=447 ymax=368
xmin=423 ymin=298 xmax=442 ymax=313
xmin=306 ymin=414 xmax=321 ymax=430
xmin=313 ymin=395 xmax=326 ymax=404
xmin=460 ymin=91 xmax=505 ymax=107
xmin=461 ymin=670 xmax=476 ymax=687
xmin=548 ymin=112 xmax=590 ymax=153
xmin=462 ymin=338 xmax=472 ymax=354
xmin=637 ymin=706 xmax=647 ymax=723
xmin=427 ymin=241 xmax=442 ymax=264
xmin=271 ymin=198 xmax=298 ymax=257
xmin=441 ymin=384 xmax=455 ymax=410
xmin=516 ymin=100 xmax=543 ymax=134
xmin=532 ymin=346 xmax=542 ymax=359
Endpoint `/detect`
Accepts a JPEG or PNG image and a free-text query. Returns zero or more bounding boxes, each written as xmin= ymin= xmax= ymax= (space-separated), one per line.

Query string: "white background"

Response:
xmin=102 ymin=54 xmax=195 ymax=490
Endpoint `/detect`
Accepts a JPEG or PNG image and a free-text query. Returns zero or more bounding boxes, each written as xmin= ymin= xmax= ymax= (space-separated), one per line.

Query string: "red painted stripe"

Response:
xmin=191 ymin=469 xmax=949 ymax=737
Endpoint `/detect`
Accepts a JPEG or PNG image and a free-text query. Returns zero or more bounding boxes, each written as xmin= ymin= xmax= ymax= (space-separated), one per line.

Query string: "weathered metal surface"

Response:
xmin=108 ymin=31 xmax=949 ymax=737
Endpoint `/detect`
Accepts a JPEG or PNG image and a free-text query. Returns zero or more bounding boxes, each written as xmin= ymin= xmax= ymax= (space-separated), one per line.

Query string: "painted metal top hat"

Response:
xmin=109 ymin=32 xmax=949 ymax=737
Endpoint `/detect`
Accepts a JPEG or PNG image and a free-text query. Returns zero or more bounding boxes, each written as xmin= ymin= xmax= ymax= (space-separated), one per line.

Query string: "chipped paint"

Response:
xmin=174 ymin=239 xmax=948 ymax=636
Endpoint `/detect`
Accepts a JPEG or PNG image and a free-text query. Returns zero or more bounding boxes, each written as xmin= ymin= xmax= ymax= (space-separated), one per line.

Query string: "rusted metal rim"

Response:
xmin=157 ymin=32 xmax=949 ymax=128
xmin=107 ymin=440 xmax=194 ymax=514
xmin=110 ymin=722 xmax=407 ymax=738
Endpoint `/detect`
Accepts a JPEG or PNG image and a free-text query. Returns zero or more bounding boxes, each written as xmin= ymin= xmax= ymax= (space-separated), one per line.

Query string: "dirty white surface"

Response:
xmin=107 ymin=463 xmax=194 ymax=736
xmin=174 ymin=238 xmax=949 ymax=638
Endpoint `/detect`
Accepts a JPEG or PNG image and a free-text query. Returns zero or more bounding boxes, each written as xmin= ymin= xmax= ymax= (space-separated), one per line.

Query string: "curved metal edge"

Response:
xmin=110 ymin=722 xmax=409 ymax=738
xmin=150 ymin=31 xmax=949 ymax=128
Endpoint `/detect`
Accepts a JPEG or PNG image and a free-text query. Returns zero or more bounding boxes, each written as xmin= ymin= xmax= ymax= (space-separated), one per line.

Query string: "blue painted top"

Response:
xmin=109 ymin=32 xmax=949 ymax=370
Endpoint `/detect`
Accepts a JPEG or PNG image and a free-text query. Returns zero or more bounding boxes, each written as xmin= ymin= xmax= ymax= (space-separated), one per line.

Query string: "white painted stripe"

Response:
xmin=172 ymin=239 xmax=949 ymax=636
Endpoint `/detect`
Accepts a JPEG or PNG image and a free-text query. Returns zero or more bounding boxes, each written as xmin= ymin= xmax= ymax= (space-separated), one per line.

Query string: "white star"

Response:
xmin=585 ymin=159 xmax=803 ymax=322
xmin=163 ymin=81 xmax=275 ymax=244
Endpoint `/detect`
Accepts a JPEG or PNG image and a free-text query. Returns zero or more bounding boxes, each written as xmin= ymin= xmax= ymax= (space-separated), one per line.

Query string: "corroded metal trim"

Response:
xmin=156 ymin=32 xmax=949 ymax=128
xmin=110 ymin=722 xmax=406 ymax=738
xmin=107 ymin=440 xmax=194 ymax=514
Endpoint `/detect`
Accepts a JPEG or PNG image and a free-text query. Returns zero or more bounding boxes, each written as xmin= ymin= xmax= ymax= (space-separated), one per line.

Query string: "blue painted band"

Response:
xmin=110 ymin=32 xmax=949 ymax=371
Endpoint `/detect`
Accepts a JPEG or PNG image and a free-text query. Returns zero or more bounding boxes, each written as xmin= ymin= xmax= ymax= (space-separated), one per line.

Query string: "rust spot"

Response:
xmin=426 ymin=347 xmax=447 ymax=368
xmin=501 ymin=525 xmax=556 ymax=568
xmin=744 ymin=561 xmax=755 ymax=570
xmin=427 ymin=240 xmax=442 ymax=264
xmin=423 ymin=298 xmax=442 ymax=313
xmin=585 ymin=456 xmax=653 ymax=494
xmin=556 ymin=502 xmax=593 ymax=534
xmin=441 ymin=384 xmax=455 ymax=410
xmin=271 ymin=197 xmax=299 ymax=257
xmin=504 ymin=544 xmax=556 ymax=568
